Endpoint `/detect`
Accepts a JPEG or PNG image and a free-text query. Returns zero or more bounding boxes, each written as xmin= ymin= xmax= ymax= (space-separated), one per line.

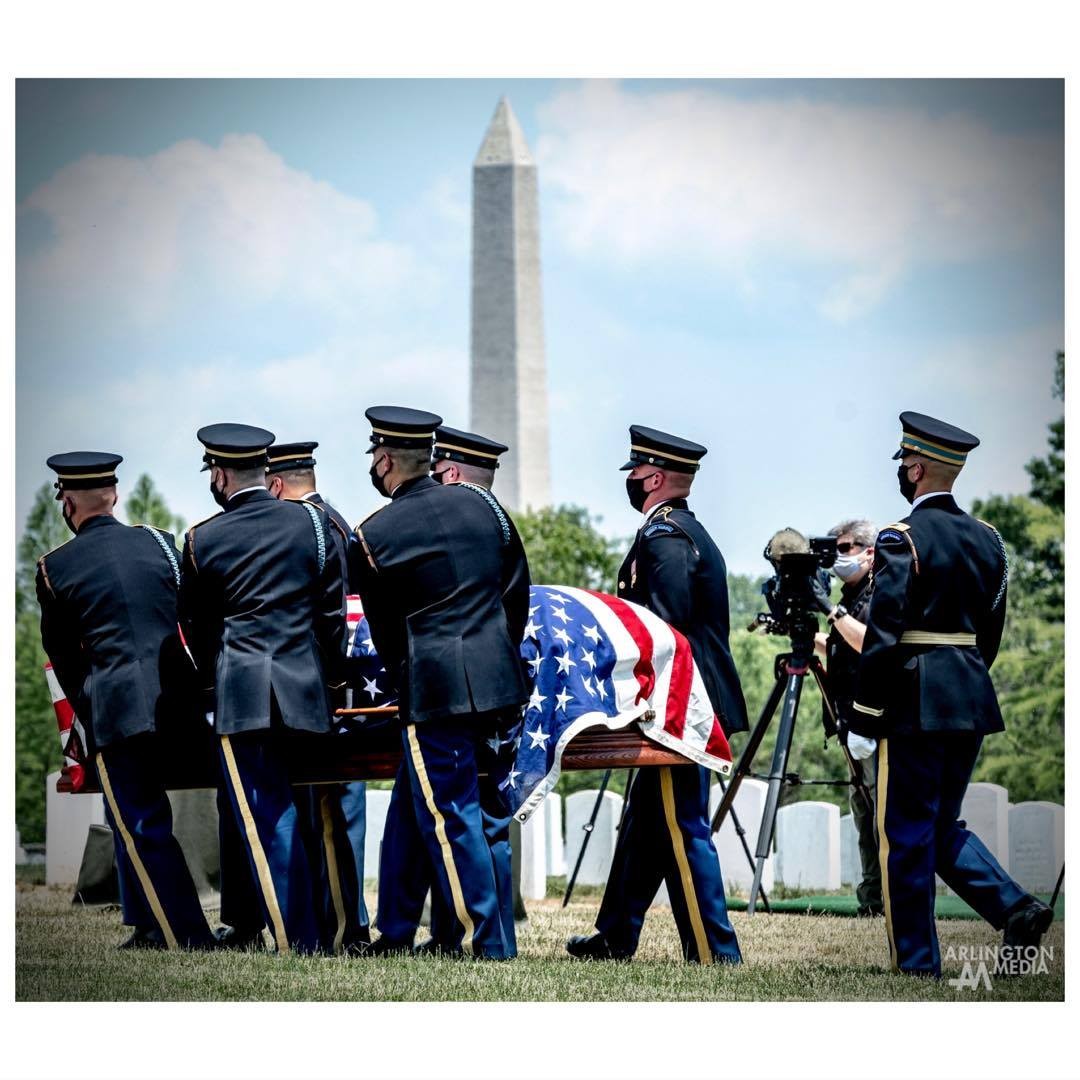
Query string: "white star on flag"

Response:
xmin=553 ymin=626 xmax=573 ymax=647
xmin=526 ymin=726 xmax=551 ymax=750
xmin=522 ymin=619 xmax=542 ymax=641
xmin=527 ymin=655 xmax=544 ymax=676
xmin=581 ymin=676 xmax=596 ymax=697
xmin=527 ymin=687 xmax=546 ymax=712
xmin=551 ymin=606 xmax=572 ymax=624
xmin=499 ymin=768 xmax=521 ymax=791
xmin=580 ymin=648 xmax=597 ymax=671
xmin=555 ymin=688 xmax=573 ymax=712
xmin=546 ymin=592 xmax=571 ymax=603
xmin=595 ymin=680 xmax=608 ymax=701
xmin=361 ymin=637 xmax=376 ymax=655
xmin=555 ymin=650 xmax=576 ymax=675
xmin=487 ymin=734 xmax=505 ymax=753
xmin=528 ymin=604 xmax=540 ymax=617
xmin=362 ymin=676 xmax=381 ymax=701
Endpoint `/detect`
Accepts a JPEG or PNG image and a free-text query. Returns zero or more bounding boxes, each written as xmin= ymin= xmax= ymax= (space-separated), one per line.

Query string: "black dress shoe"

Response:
xmin=413 ymin=938 xmax=464 ymax=958
xmin=1003 ymin=899 xmax=1054 ymax=950
xmin=356 ymin=935 xmax=413 ymax=957
xmin=566 ymin=933 xmax=632 ymax=961
xmin=214 ymin=925 xmax=267 ymax=951
xmin=118 ymin=928 xmax=167 ymax=950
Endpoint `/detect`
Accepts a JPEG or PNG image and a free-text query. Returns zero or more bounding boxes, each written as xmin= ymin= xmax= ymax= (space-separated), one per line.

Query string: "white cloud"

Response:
xmin=536 ymin=82 xmax=1062 ymax=320
xmin=18 ymin=134 xmax=415 ymax=327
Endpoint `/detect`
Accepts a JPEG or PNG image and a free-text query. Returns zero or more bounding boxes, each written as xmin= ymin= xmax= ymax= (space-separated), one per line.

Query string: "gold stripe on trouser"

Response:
xmin=219 ymin=735 xmax=290 ymax=954
xmin=659 ymin=767 xmax=712 ymax=966
xmin=406 ymin=726 xmax=476 ymax=955
xmin=97 ymin=753 xmax=179 ymax=950
xmin=319 ymin=791 xmax=348 ymax=954
xmin=875 ymin=741 xmax=898 ymax=973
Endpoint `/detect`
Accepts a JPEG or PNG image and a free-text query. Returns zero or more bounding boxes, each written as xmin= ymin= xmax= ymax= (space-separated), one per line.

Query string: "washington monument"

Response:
xmin=469 ymin=98 xmax=551 ymax=512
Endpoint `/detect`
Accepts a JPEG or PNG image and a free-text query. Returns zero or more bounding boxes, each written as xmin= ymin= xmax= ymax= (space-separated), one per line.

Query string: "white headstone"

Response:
xmin=167 ymin=788 xmax=220 ymax=902
xmin=364 ymin=788 xmax=392 ymax=883
xmin=45 ymin=772 xmax=106 ymax=886
xmin=544 ymin=792 xmax=565 ymax=876
xmin=16 ymin=827 xmax=28 ymax=866
xmin=652 ymin=881 xmax=671 ymax=907
xmin=774 ymin=801 xmax=841 ymax=890
xmin=840 ymin=813 xmax=859 ymax=887
xmin=564 ymin=790 xmax=621 ymax=886
xmin=1009 ymin=801 xmax=1064 ymax=894
xmin=960 ymin=782 xmax=1010 ymax=871
xmin=519 ymin=798 xmax=548 ymax=900
xmin=710 ymin=778 xmax=774 ymax=893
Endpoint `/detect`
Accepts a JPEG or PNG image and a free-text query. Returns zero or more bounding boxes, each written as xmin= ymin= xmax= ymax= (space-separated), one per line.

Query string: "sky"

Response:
xmin=15 ymin=78 xmax=1064 ymax=576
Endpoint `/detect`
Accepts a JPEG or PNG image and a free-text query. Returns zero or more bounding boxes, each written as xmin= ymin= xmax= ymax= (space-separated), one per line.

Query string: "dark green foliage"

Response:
xmin=1025 ymin=351 xmax=1064 ymax=513
xmin=15 ymin=484 xmax=68 ymax=616
xmin=125 ymin=473 xmax=186 ymax=534
xmin=512 ymin=504 xmax=626 ymax=592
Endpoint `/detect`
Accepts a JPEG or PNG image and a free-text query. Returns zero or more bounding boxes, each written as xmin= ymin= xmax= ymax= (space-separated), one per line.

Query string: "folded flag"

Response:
xmin=44 ymin=662 xmax=88 ymax=793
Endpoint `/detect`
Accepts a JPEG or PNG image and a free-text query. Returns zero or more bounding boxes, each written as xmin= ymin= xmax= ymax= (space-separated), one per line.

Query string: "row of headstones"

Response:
xmin=40 ymin=773 xmax=1064 ymax=898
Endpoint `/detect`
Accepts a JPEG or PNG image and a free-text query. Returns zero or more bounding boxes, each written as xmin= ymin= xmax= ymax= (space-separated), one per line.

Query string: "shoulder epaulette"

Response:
xmin=36 ymin=553 xmax=56 ymax=596
xmin=353 ymin=505 xmax=385 ymax=536
xmin=876 ymin=521 xmax=919 ymax=574
xmin=185 ymin=510 xmax=222 ymax=537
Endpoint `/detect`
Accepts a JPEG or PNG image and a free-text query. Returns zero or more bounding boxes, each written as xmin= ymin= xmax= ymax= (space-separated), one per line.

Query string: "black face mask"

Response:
xmin=61 ymin=502 xmax=77 ymax=535
xmin=210 ymin=477 xmax=230 ymax=510
xmin=626 ymin=473 xmax=656 ymax=513
xmin=369 ymin=460 xmax=389 ymax=497
xmin=430 ymin=469 xmax=445 ymax=485
xmin=897 ymin=463 xmax=918 ymax=504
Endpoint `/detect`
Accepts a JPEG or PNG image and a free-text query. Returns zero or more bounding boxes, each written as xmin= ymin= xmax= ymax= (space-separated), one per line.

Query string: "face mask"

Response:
xmin=369 ymin=459 xmax=389 ymax=497
xmin=897 ymin=463 xmax=918 ymax=504
xmin=625 ymin=473 xmax=658 ymax=513
xmin=430 ymin=469 xmax=445 ymax=485
xmin=832 ymin=553 xmax=863 ymax=580
xmin=61 ymin=501 xmax=77 ymax=535
xmin=210 ymin=477 xmax=230 ymax=510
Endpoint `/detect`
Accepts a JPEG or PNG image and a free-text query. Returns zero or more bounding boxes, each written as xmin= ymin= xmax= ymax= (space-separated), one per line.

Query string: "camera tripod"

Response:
xmin=710 ymin=621 xmax=873 ymax=914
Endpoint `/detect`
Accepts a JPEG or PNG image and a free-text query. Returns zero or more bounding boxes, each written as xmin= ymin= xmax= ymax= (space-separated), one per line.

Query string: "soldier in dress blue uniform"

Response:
xmin=350 ymin=408 xmax=531 ymax=958
xmin=567 ymin=425 xmax=744 ymax=965
xmin=36 ymin=452 xmax=214 ymax=950
xmin=178 ymin=424 xmax=347 ymax=955
xmin=267 ymin=439 xmax=371 ymax=953
xmin=849 ymin=412 xmax=1054 ymax=977
xmin=397 ymin=425 xmax=525 ymax=955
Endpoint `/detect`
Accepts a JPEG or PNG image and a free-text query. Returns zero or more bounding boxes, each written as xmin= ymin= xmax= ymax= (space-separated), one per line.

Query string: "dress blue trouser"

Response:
xmin=216 ymin=731 xmax=322 ymax=954
xmin=96 ymin=733 xmax=213 ymax=949
xmin=294 ymin=782 xmax=369 ymax=952
xmin=376 ymin=717 xmax=510 ymax=958
xmin=877 ymin=732 xmax=1032 ymax=976
xmin=340 ymin=781 xmax=371 ymax=927
xmin=596 ymin=764 xmax=741 ymax=964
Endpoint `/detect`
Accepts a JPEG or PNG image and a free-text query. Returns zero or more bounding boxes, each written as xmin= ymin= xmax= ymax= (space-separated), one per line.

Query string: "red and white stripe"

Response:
xmin=568 ymin=587 xmax=733 ymax=775
xmin=44 ymin=662 xmax=87 ymax=793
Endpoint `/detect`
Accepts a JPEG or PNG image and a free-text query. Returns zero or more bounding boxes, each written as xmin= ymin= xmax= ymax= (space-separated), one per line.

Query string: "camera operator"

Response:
xmin=811 ymin=519 xmax=882 ymax=917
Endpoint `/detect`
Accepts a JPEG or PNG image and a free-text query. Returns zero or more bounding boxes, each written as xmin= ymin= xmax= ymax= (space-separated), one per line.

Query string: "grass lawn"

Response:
xmin=15 ymin=875 xmax=1064 ymax=1002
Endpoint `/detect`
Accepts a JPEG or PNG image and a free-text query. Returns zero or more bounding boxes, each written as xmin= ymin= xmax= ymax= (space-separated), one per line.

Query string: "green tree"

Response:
xmin=512 ymin=504 xmax=625 ymax=591
xmin=15 ymin=485 xmax=68 ymax=841
xmin=15 ymin=484 xmax=68 ymax=615
xmin=1025 ymin=351 xmax=1064 ymax=512
xmin=125 ymin=473 xmax=185 ymax=534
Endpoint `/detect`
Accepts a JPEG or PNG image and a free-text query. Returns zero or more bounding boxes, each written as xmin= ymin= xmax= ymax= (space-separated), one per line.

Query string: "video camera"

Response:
xmin=750 ymin=528 xmax=837 ymax=642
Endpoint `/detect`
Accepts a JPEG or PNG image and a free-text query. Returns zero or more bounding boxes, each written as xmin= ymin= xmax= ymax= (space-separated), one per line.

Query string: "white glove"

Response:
xmin=847 ymin=732 xmax=878 ymax=761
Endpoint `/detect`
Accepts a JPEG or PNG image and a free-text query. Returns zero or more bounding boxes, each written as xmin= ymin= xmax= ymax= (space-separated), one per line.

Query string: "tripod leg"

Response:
xmin=711 ymin=672 xmax=787 ymax=833
xmin=748 ymin=671 xmax=805 ymax=914
xmin=715 ymin=773 xmax=771 ymax=914
xmin=810 ymin=656 xmax=873 ymax=816
xmin=562 ymin=770 xmax=612 ymax=907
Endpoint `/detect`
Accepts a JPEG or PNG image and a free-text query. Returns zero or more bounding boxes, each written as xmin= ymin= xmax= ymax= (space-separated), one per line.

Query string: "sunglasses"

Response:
xmin=835 ymin=541 xmax=865 ymax=555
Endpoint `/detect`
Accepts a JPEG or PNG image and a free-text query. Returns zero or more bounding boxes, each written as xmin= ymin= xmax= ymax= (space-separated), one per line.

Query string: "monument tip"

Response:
xmin=474 ymin=96 xmax=534 ymax=167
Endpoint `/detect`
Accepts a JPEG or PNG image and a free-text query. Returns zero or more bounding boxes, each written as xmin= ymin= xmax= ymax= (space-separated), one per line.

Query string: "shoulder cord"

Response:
xmin=300 ymin=501 xmax=328 ymax=573
xmin=136 ymin=524 xmax=181 ymax=587
xmin=984 ymin=523 xmax=1010 ymax=612
xmin=457 ymin=482 xmax=511 ymax=546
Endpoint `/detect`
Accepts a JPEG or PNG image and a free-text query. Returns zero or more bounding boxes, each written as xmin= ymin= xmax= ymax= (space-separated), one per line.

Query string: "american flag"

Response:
xmin=346 ymin=586 xmax=733 ymax=820
xmin=44 ymin=661 xmax=88 ymax=792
